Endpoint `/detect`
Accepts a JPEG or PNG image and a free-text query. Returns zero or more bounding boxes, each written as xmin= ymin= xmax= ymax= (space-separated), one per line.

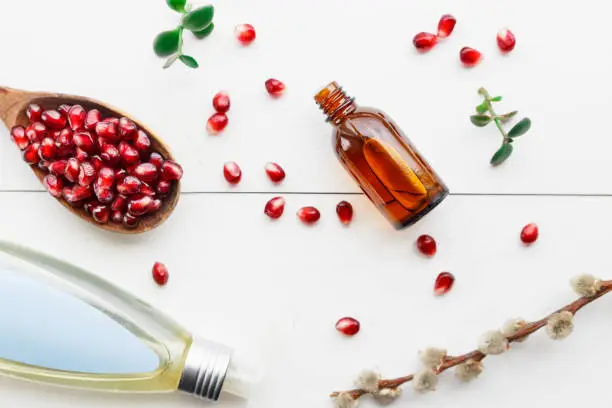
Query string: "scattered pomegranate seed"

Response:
xmin=336 ymin=201 xmax=354 ymax=225
xmin=23 ymin=143 xmax=40 ymax=164
xmin=437 ymin=14 xmax=457 ymax=38
xmin=149 ymin=152 xmax=164 ymax=169
xmin=297 ymin=206 xmax=321 ymax=225
xmin=460 ymin=47 xmax=482 ymax=67
xmin=64 ymin=158 xmax=80 ymax=182
xmin=117 ymin=176 xmax=142 ymax=195
xmin=123 ymin=213 xmax=139 ymax=229
xmin=434 ymin=272 xmax=455 ymax=296
xmin=160 ymin=160 xmax=183 ymax=181
xmin=213 ymin=92 xmax=231 ymax=113
xmin=68 ymin=105 xmax=86 ymax=131
xmin=119 ymin=117 xmax=137 ymax=138
xmin=264 ymin=196 xmax=285 ymax=219
xmin=497 ymin=28 xmax=516 ymax=53
xmin=128 ymin=194 xmax=153 ymax=216
xmin=416 ymin=234 xmax=437 ymax=256
xmin=43 ymin=174 xmax=63 ymax=198
xmin=85 ymin=109 xmax=101 ymax=131
xmin=234 ymin=24 xmax=256 ymax=46
xmin=10 ymin=126 xmax=29 ymax=150
xmin=223 ymin=161 xmax=242 ymax=184
xmin=48 ymin=160 xmax=68 ymax=176
xmin=264 ymin=162 xmax=285 ymax=183
xmin=91 ymin=204 xmax=110 ymax=224
xmin=265 ymin=79 xmax=285 ymax=97
xmin=78 ymin=162 xmax=97 ymax=186
xmin=26 ymin=104 xmax=42 ymax=122
xmin=25 ymin=122 xmax=47 ymax=143
xmin=207 ymin=112 xmax=229 ymax=134
xmin=133 ymin=130 xmax=151 ymax=152
xmin=152 ymin=262 xmax=169 ymax=286
xmin=119 ymin=141 xmax=140 ymax=166
xmin=157 ymin=180 xmax=172 ymax=196
xmin=413 ymin=32 xmax=438 ymax=52
xmin=335 ymin=317 xmax=360 ymax=336
xmin=41 ymin=110 xmax=66 ymax=130
xmin=520 ymin=223 xmax=539 ymax=244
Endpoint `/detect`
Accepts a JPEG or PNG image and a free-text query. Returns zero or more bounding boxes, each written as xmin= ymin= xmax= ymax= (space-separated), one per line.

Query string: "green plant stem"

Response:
xmin=478 ymin=87 xmax=509 ymax=143
xmin=177 ymin=26 xmax=184 ymax=56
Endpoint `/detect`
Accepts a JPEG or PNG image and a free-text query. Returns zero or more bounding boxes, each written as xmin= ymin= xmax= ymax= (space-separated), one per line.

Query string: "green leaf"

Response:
xmin=193 ymin=22 xmax=214 ymax=39
xmin=508 ymin=117 xmax=531 ymax=138
xmin=179 ymin=55 xmax=199 ymax=68
xmin=498 ymin=110 xmax=518 ymax=124
xmin=182 ymin=5 xmax=214 ymax=32
xmin=490 ymin=143 xmax=513 ymax=166
xmin=476 ymin=103 xmax=488 ymax=114
xmin=153 ymin=29 xmax=181 ymax=57
xmin=166 ymin=0 xmax=186 ymax=12
xmin=470 ymin=114 xmax=492 ymax=127
xmin=490 ymin=96 xmax=502 ymax=102
xmin=163 ymin=54 xmax=180 ymax=69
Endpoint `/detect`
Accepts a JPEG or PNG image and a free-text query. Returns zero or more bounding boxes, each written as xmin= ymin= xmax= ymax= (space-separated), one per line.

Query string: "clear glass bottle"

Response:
xmin=0 ymin=240 xmax=252 ymax=402
xmin=315 ymin=82 xmax=449 ymax=229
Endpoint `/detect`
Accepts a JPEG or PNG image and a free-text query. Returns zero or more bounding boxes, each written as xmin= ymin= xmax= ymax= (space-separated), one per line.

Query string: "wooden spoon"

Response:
xmin=0 ymin=86 xmax=180 ymax=234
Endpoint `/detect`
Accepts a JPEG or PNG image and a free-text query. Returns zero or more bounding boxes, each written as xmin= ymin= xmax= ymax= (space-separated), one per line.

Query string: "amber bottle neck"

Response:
xmin=314 ymin=82 xmax=357 ymax=125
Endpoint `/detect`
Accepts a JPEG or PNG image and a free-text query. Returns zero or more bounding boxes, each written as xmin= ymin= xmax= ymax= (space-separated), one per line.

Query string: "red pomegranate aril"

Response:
xmin=223 ymin=161 xmax=242 ymax=184
xmin=23 ymin=143 xmax=40 ymax=164
xmin=91 ymin=204 xmax=110 ymax=224
xmin=64 ymin=158 xmax=80 ymax=182
xmin=335 ymin=317 xmax=360 ymax=336
xmin=75 ymin=147 xmax=90 ymax=162
xmin=157 ymin=180 xmax=172 ymax=196
xmin=111 ymin=195 xmax=128 ymax=212
xmin=105 ymin=117 xmax=120 ymax=126
xmin=63 ymin=185 xmax=92 ymax=204
xmin=123 ymin=213 xmax=139 ymax=228
xmin=73 ymin=131 xmax=96 ymax=154
xmin=140 ymin=182 xmax=156 ymax=196
xmin=437 ymin=14 xmax=457 ymax=38
xmin=336 ymin=201 xmax=354 ymax=225
xmin=94 ymin=184 xmax=115 ymax=204
xmin=43 ymin=174 xmax=63 ymax=198
xmin=115 ymin=168 xmax=127 ymax=183
xmin=264 ymin=162 xmax=285 ymax=183
xmin=83 ymin=200 xmax=96 ymax=214
xmin=90 ymin=155 xmax=103 ymax=171
xmin=55 ymin=128 xmax=74 ymax=148
xmin=497 ymin=28 xmax=516 ymax=53
xmin=41 ymin=110 xmax=67 ymax=130
xmin=67 ymin=105 xmax=86 ymax=131
xmin=117 ymin=175 xmax=142 ymax=195
xmin=96 ymin=121 xmax=120 ymax=143
xmin=416 ymin=234 xmax=437 ymax=256
xmin=119 ymin=117 xmax=137 ymax=138
xmin=149 ymin=152 xmax=164 ymax=169
xmin=85 ymin=109 xmax=101 ymax=131
xmin=38 ymin=160 xmax=50 ymax=171
xmin=10 ymin=126 xmax=29 ymax=150
xmin=78 ymin=162 xmax=97 ymax=186
xmin=234 ymin=23 xmax=256 ymax=46
xmin=460 ymin=47 xmax=482 ymax=67
xmin=96 ymin=167 xmax=116 ymax=189
xmin=265 ymin=79 xmax=285 ymax=97
xmin=48 ymin=160 xmax=68 ymax=176
xmin=264 ymin=196 xmax=285 ymax=219
xmin=38 ymin=137 xmax=57 ymax=161
xmin=297 ymin=206 xmax=321 ymax=224
xmin=434 ymin=272 xmax=455 ymax=296
xmin=58 ymin=104 xmax=72 ymax=116
xmin=128 ymin=194 xmax=153 ymax=216
xmin=520 ymin=223 xmax=539 ymax=244
xmin=26 ymin=104 xmax=42 ymax=122
xmin=119 ymin=141 xmax=140 ymax=166
xmin=111 ymin=210 xmax=124 ymax=223
xmin=212 ymin=92 xmax=231 ymax=113
xmin=152 ymin=262 xmax=169 ymax=286
xmin=133 ymin=130 xmax=151 ymax=152
xmin=100 ymin=144 xmax=120 ymax=167
xmin=207 ymin=112 xmax=228 ymax=134
xmin=148 ymin=199 xmax=162 ymax=213
xmin=160 ymin=160 xmax=183 ymax=181
xmin=133 ymin=162 xmax=158 ymax=183
xmin=413 ymin=32 xmax=438 ymax=52
xmin=25 ymin=122 xmax=47 ymax=143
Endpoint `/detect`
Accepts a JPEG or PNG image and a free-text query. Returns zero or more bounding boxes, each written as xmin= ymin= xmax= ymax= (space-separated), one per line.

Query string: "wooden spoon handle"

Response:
xmin=0 ymin=87 xmax=49 ymax=128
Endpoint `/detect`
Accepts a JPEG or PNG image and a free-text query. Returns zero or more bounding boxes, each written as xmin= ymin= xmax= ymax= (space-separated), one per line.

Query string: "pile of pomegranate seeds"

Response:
xmin=434 ymin=272 xmax=455 ymax=296
xmin=497 ymin=28 xmax=516 ymax=53
xmin=297 ymin=206 xmax=321 ymax=225
xmin=413 ymin=14 xmax=456 ymax=52
xmin=336 ymin=201 xmax=354 ymax=225
xmin=264 ymin=196 xmax=285 ymax=219
xmin=416 ymin=234 xmax=437 ymax=256
xmin=460 ymin=47 xmax=482 ymax=67
xmin=11 ymin=104 xmax=183 ymax=229
xmin=235 ymin=24 xmax=256 ymax=46
xmin=223 ymin=161 xmax=242 ymax=184
xmin=335 ymin=317 xmax=360 ymax=336
xmin=152 ymin=262 xmax=169 ymax=286
xmin=264 ymin=162 xmax=285 ymax=183
xmin=520 ymin=223 xmax=539 ymax=244
xmin=265 ymin=79 xmax=286 ymax=97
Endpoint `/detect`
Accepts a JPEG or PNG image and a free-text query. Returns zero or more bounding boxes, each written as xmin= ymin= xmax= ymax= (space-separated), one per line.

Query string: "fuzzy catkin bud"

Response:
xmin=334 ymin=392 xmax=358 ymax=408
xmin=354 ymin=370 xmax=380 ymax=393
xmin=419 ymin=347 xmax=447 ymax=368
xmin=455 ymin=359 xmax=484 ymax=382
xmin=374 ymin=387 xmax=402 ymax=404
xmin=478 ymin=330 xmax=508 ymax=355
xmin=546 ymin=311 xmax=574 ymax=340
xmin=571 ymin=274 xmax=601 ymax=297
xmin=412 ymin=369 xmax=438 ymax=393
xmin=501 ymin=318 xmax=528 ymax=342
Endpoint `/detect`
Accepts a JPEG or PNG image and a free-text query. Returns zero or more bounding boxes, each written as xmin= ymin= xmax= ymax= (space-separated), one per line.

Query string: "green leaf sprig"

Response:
xmin=153 ymin=0 xmax=215 ymax=69
xmin=470 ymin=87 xmax=531 ymax=166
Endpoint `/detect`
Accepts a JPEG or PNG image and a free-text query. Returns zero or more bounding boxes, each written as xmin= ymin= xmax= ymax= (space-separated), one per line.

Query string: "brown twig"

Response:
xmin=330 ymin=280 xmax=612 ymax=399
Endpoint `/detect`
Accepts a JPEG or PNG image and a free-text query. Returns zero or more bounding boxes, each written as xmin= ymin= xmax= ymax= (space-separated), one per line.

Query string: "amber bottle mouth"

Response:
xmin=314 ymin=82 xmax=355 ymax=123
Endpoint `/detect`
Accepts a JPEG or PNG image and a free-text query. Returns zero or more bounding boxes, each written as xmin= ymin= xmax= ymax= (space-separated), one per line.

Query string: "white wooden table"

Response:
xmin=1 ymin=1 xmax=611 ymax=407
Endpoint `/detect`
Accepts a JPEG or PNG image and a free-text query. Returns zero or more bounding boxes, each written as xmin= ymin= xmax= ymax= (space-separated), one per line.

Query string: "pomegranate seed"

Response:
xmin=437 ymin=14 xmax=456 ymax=38
xmin=63 ymin=185 xmax=92 ymax=204
xmin=105 ymin=117 xmax=120 ymax=126
xmin=157 ymin=180 xmax=172 ymax=196
xmin=497 ymin=28 xmax=516 ymax=53
xmin=212 ymin=92 xmax=231 ymax=113
xmin=234 ymin=24 xmax=256 ymax=46
xmin=160 ymin=160 xmax=183 ymax=181
xmin=96 ymin=121 xmax=120 ymax=143
xmin=85 ymin=109 xmax=101 ymax=131
xmin=111 ymin=195 xmax=128 ymax=212
xmin=265 ymin=79 xmax=285 ymax=97
xmin=119 ymin=117 xmax=137 ymax=138
xmin=119 ymin=141 xmax=140 ymax=166
xmin=128 ymin=194 xmax=153 ymax=216
xmin=38 ymin=160 xmax=51 ymax=171
xmin=73 ymin=131 xmax=96 ymax=154
xmin=336 ymin=201 xmax=354 ymax=225
xmin=78 ymin=162 xmax=97 ymax=186
xmin=90 ymin=155 xmax=103 ymax=171
xmin=26 ymin=104 xmax=42 ymax=122
xmin=133 ymin=130 xmax=151 ymax=152
xmin=123 ymin=213 xmax=139 ymax=229
xmin=297 ymin=206 xmax=320 ymax=225
xmin=115 ymin=168 xmax=127 ymax=183
xmin=25 ymin=122 xmax=47 ymax=142
xmin=413 ymin=32 xmax=438 ymax=52
xmin=264 ymin=196 xmax=285 ymax=219
xmin=264 ymin=162 xmax=285 ymax=183
xmin=94 ymin=184 xmax=115 ymax=204
xmin=64 ymin=158 xmax=80 ymax=182
xmin=68 ymin=105 xmax=86 ymax=130
xmin=96 ymin=167 xmax=116 ymax=189
xmin=152 ymin=262 xmax=169 ymax=286
xmin=75 ymin=147 xmax=90 ymax=162
xmin=460 ymin=47 xmax=482 ymax=67
xmin=83 ymin=200 xmax=96 ymax=214
xmin=335 ymin=317 xmax=360 ymax=336
xmin=207 ymin=112 xmax=229 ymax=134
xmin=111 ymin=210 xmax=124 ymax=223
xmin=100 ymin=143 xmax=120 ymax=167
xmin=223 ymin=161 xmax=242 ymax=184
xmin=140 ymin=182 xmax=156 ymax=196
xmin=434 ymin=272 xmax=455 ymax=296
xmin=55 ymin=128 xmax=74 ymax=148
xmin=41 ymin=110 xmax=66 ymax=130
xmin=148 ymin=199 xmax=162 ymax=213
xmin=48 ymin=160 xmax=68 ymax=176
xmin=58 ymin=104 xmax=72 ymax=117
xmin=133 ymin=162 xmax=158 ymax=183
xmin=416 ymin=234 xmax=437 ymax=256
xmin=38 ymin=137 xmax=56 ymax=161
xmin=91 ymin=204 xmax=110 ymax=224
xmin=149 ymin=152 xmax=164 ymax=169
xmin=43 ymin=174 xmax=63 ymax=198
xmin=10 ymin=126 xmax=29 ymax=150
xmin=23 ymin=143 xmax=40 ymax=164
xmin=117 ymin=176 xmax=142 ymax=195
xmin=520 ymin=223 xmax=539 ymax=244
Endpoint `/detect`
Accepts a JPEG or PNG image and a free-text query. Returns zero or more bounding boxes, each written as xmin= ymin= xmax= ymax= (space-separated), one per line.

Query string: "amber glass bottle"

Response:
xmin=315 ymin=82 xmax=448 ymax=229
